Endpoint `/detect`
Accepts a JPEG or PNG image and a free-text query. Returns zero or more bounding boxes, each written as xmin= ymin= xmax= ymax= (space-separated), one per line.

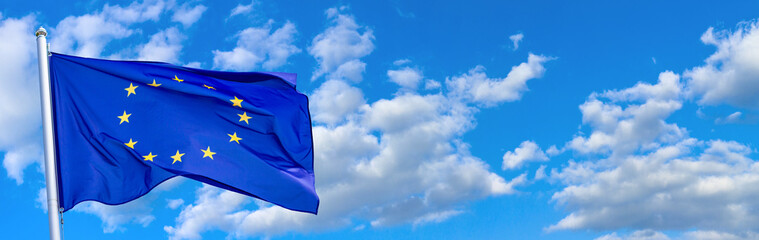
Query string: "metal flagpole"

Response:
xmin=35 ymin=26 xmax=62 ymax=240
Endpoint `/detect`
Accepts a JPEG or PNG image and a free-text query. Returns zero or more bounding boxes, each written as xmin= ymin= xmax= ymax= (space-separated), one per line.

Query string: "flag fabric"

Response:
xmin=49 ymin=53 xmax=318 ymax=214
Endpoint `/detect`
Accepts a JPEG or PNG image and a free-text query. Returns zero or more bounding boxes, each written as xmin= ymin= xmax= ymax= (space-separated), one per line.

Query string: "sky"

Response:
xmin=1 ymin=0 xmax=759 ymax=239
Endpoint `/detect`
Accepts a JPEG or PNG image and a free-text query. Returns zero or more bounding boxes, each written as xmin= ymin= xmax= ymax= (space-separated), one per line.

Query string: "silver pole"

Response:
xmin=35 ymin=26 xmax=62 ymax=240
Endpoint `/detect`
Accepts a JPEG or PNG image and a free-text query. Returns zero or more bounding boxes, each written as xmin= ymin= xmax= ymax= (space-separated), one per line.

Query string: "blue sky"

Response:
xmin=2 ymin=0 xmax=759 ymax=239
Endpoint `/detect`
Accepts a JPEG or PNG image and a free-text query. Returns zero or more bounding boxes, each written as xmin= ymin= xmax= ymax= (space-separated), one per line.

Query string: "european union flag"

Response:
xmin=49 ymin=53 xmax=318 ymax=214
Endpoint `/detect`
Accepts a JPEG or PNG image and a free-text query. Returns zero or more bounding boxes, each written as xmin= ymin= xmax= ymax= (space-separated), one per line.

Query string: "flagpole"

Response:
xmin=35 ymin=26 xmax=62 ymax=240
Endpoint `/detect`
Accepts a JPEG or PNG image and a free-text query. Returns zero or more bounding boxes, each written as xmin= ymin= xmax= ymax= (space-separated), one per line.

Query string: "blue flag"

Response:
xmin=49 ymin=53 xmax=318 ymax=214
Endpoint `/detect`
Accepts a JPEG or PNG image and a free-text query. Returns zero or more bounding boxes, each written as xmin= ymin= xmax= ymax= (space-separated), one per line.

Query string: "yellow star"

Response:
xmin=230 ymin=96 xmax=243 ymax=108
xmin=125 ymin=83 xmax=138 ymax=97
xmin=203 ymin=84 xmax=215 ymax=90
xmin=118 ymin=111 xmax=131 ymax=124
xmin=148 ymin=79 xmax=161 ymax=87
xmin=172 ymin=75 xmax=184 ymax=82
xmin=124 ymin=138 xmax=137 ymax=149
xmin=228 ymin=132 xmax=242 ymax=144
xmin=143 ymin=152 xmax=157 ymax=162
xmin=201 ymin=146 xmax=216 ymax=160
xmin=171 ymin=150 xmax=185 ymax=164
xmin=237 ymin=112 xmax=252 ymax=124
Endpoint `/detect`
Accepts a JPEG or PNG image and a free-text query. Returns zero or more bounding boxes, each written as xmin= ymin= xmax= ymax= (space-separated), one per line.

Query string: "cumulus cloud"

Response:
xmin=534 ymin=165 xmax=547 ymax=180
xmin=683 ymin=230 xmax=759 ymax=240
xmin=387 ymin=67 xmax=423 ymax=89
xmin=546 ymin=63 xmax=759 ymax=237
xmin=566 ymin=71 xmax=686 ymax=158
xmin=213 ymin=20 xmax=300 ymax=71
xmin=393 ymin=58 xmax=411 ymax=66
xmin=595 ymin=230 xmax=670 ymax=240
xmin=446 ymin=53 xmax=553 ymax=106
xmin=309 ymin=6 xmax=374 ymax=82
xmin=543 ymin=22 xmax=759 ymax=236
xmin=425 ymin=79 xmax=442 ymax=90
xmin=74 ymin=177 xmax=184 ymax=233
xmin=101 ymin=0 xmax=164 ymax=23
xmin=137 ymin=27 xmax=185 ymax=63
xmin=165 ymin=31 xmax=547 ymax=238
xmin=51 ymin=0 xmax=166 ymax=57
xmin=167 ymin=199 xmax=185 ymax=210
xmin=502 ymin=141 xmax=548 ymax=170
xmin=685 ymin=21 xmax=759 ymax=109
xmin=229 ymin=1 xmax=257 ymax=17
xmin=36 ymin=188 xmax=48 ymax=212
xmin=509 ymin=33 xmax=524 ymax=50
xmin=309 ymin=80 xmax=366 ymax=125
xmin=164 ymin=185 xmax=250 ymax=240
xmin=597 ymin=230 xmax=759 ymax=240
xmin=166 ymin=98 xmax=529 ymax=236
xmin=167 ymin=88 xmax=527 ymax=237
xmin=0 ymin=14 xmax=42 ymax=184
xmin=362 ymin=94 xmax=442 ymax=133
xmin=77 ymin=199 xmax=158 ymax=233
xmin=171 ymin=3 xmax=206 ymax=28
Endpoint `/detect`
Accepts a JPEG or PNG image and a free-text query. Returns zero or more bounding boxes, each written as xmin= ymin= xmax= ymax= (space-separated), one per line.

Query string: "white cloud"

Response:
xmin=547 ymin=68 xmax=759 ymax=237
xmin=213 ymin=20 xmax=300 ymax=71
xmin=425 ymin=79 xmax=442 ymax=90
xmin=543 ymin=23 xmax=759 ymax=236
xmin=309 ymin=7 xmax=374 ymax=82
xmin=715 ymin=111 xmax=743 ymax=124
xmin=598 ymin=230 xmax=759 ymax=240
xmin=546 ymin=145 xmax=561 ymax=156
xmin=0 ymin=14 xmax=42 ymax=184
xmin=535 ymin=165 xmax=547 ymax=180
xmin=165 ymin=52 xmax=545 ymax=239
xmin=77 ymin=199 xmax=157 ymax=233
xmin=73 ymin=177 xmax=184 ymax=233
xmin=229 ymin=1 xmax=257 ymax=17
xmin=137 ymin=27 xmax=185 ymax=63
xmin=171 ymin=3 xmax=206 ymax=28
xmin=502 ymin=140 xmax=548 ymax=170
xmin=164 ymin=185 xmax=250 ymax=240
xmin=603 ymin=71 xmax=682 ymax=102
xmin=393 ymin=58 xmax=411 ymax=66
xmin=331 ymin=59 xmax=366 ymax=83
xmin=410 ymin=210 xmax=463 ymax=227
xmin=167 ymin=199 xmax=185 ymax=209
xmin=184 ymin=61 xmax=201 ymax=68
xmin=446 ymin=53 xmax=553 ymax=106
xmin=509 ymin=33 xmax=524 ymax=50
xmin=685 ymin=21 xmax=759 ymax=109
xmin=49 ymin=1 xmax=198 ymax=64
xmin=595 ymin=230 xmax=670 ymax=240
xmin=52 ymin=14 xmax=132 ymax=57
xmin=363 ymin=94 xmax=442 ymax=133
xmin=36 ymin=188 xmax=48 ymax=212
xmin=567 ymin=71 xmax=686 ymax=158
xmin=3 ymin=143 xmax=42 ymax=184
xmin=51 ymin=0 xmax=166 ymax=57
xmin=683 ymin=230 xmax=759 ymax=240
xmin=387 ymin=67 xmax=423 ymax=89
xmin=309 ymin=80 xmax=366 ymax=125
xmin=102 ymin=1 xmax=164 ymax=23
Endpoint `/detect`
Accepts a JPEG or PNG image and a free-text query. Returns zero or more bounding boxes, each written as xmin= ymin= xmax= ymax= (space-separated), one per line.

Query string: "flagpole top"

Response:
xmin=35 ymin=27 xmax=47 ymax=37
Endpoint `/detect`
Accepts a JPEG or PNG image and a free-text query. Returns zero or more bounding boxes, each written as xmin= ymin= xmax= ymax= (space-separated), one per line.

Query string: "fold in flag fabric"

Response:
xmin=49 ymin=53 xmax=318 ymax=214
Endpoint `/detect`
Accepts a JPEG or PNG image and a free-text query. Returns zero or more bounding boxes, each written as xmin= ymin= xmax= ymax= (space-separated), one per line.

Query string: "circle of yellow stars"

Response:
xmin=118 ymin=74 xmax=252 ymax=165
